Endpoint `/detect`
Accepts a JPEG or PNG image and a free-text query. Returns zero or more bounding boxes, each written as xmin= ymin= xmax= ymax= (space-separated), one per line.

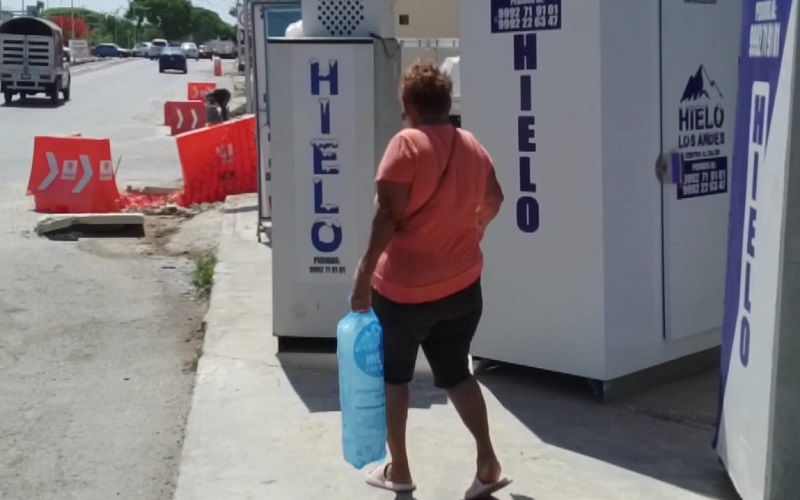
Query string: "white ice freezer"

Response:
xmin=460 ymin=0 xmax=742 ymax=383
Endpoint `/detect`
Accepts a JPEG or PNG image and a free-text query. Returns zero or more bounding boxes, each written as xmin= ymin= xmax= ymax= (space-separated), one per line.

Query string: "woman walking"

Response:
xmin=350 ymin=60 xmax=510 ymax=499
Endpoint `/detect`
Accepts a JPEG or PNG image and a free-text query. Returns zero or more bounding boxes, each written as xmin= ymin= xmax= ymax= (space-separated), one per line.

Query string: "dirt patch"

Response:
xmin=74 ymin=207 xmax=222 ymax=261
xmin=144 ymin=218 xmax=182 ymax=252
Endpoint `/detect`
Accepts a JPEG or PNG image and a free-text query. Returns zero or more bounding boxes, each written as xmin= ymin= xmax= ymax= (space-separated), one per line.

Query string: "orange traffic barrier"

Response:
xmin=26 ymin=136 xmax=121 ymax=213
xmin=176 ymin=115 xmax=257 ymax=206
xmin=213 ymin=57 xmax=222 ymax=77
xmin=164 ymin=100 xmax=207 ymax=135
xmin=188 ymin=82 xmax=216 ymax=101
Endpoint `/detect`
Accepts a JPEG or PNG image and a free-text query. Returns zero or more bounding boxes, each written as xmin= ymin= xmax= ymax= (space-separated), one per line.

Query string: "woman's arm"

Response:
xmin=350 ymin=181 xmax=410 ymax=311
xmin=350 ymin=133 xmax=415 ymax=311
xmin=358 ymin=181 xmax=410 ymax=275
xmin=477 ymin=166 xmax=505 ymax=234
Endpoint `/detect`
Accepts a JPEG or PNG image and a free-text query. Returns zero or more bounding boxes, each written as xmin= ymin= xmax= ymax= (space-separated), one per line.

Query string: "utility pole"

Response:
xmin=240 ymin=0 xmax=254 ymax=114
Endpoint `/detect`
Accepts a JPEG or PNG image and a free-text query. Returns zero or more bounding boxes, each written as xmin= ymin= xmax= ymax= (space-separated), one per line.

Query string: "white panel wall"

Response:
xmin=599 ymin=0 xmax=665 ymax=379
xmin=460 ymin=0 xmax=607 ymax=378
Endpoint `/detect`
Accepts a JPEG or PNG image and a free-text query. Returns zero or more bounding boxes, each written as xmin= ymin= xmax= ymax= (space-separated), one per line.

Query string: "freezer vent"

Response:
xmin=316 ymin=0 xmax=365 ymax=36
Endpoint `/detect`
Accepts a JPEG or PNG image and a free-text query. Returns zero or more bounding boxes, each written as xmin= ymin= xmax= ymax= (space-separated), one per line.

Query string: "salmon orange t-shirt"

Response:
xmin=371 ymin=125 xmax=494 ymax=304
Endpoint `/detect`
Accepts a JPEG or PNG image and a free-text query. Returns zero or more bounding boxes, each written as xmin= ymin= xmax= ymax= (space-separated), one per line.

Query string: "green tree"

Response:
xmin=190 ymin=7 xmax=233 ymax=43
xmin=126 ymin=0 xmax=193 ymax=40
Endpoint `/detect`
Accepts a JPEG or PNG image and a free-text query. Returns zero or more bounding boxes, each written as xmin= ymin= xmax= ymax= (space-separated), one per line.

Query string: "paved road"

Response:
xmin=0 ymin=58 xmax=230 ymax=500
xmin=1 ymin=57 xmax=225 ymax=189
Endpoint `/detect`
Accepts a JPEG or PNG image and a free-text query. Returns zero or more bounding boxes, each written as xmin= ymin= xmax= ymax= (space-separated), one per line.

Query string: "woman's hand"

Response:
xmin=350 ymin=264 xmax=372 ymax=313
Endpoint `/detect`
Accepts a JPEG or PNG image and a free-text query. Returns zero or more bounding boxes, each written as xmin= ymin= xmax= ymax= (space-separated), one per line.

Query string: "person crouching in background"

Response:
xmin=205 ymin=92 xmax=223 ymax=125
xmin=205 ymin=88 xmax=232 ymax=126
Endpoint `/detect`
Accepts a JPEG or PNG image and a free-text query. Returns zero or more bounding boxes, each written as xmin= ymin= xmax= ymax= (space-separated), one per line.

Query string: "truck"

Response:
xmin=204 ymin=39 xmax=237 ymax=59
xmin=0 ymin=16 xmax=71 ymax=105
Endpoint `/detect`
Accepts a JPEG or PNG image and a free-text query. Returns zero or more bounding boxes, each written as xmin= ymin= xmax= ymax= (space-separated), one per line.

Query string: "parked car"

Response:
xmin=148 ymin=38 xmax=167 ymax=59
xmin=198 ymin=45 xmax=211 ymax=59
xmin=91 ymin=43 xmax=130 ymax=58
xmin=181 ymin=42 xmax=199 ymax=60
xmin=158 ymin=46 xmax=187 ymax=74
xmin=131 ymin=42 xmax=151 ymax=57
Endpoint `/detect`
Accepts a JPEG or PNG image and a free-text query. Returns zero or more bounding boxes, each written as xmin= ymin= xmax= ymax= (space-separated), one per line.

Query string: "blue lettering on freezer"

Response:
xmin=676 ymin=64 xmax=730 ymax=199
xmin=307 ymin=58 xmax=346 ymax=276
xmin=319 ymin=99 xmax=331 ymax=134
xmin=714 ymin=0 xmax=788 ymax=449
xmin=736 ymin=84 xmax=769 ymax=367
xmin=311 ymin=139 xmax=340 ymax=175
xmin=514 ymin=34 xmax=539 ymax=233
xmin=492 ymin=2 xmax=560 ymax=234
xmin=310 ymin=60 xmax=339 ymax=95
xmin=513 ymin=33 xmax=537 ymax=70
xmin=491 ymin=0 xmax=562 ymax=34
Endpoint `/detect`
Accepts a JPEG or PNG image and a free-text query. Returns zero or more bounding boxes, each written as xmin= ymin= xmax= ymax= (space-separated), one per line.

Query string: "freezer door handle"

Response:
xmin=655 ymin=151 xmax=681 ymax=185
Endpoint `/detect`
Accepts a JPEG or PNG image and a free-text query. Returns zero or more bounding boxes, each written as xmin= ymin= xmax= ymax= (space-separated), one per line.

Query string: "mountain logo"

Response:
xmin=680 ymin=65 xmax=724 ymax=103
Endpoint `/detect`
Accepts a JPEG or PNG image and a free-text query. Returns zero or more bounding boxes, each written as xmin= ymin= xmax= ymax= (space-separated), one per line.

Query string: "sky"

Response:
xmin=13 ymin=0 xmax=239 ymax=24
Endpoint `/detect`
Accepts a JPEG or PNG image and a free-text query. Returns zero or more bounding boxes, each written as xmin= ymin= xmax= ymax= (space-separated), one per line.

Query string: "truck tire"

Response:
xmin=3 ymin=91 xmax=12 ymax=105
xmin=62 ymin=85 xmax=70 ymax=101
xmin=49 ymin=87 xmax=59 ymax=105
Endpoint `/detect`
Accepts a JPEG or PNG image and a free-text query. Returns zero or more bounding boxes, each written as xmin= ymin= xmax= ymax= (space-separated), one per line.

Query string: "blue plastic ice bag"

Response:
xmin=336 ymin=309 xmax=387 ymax=469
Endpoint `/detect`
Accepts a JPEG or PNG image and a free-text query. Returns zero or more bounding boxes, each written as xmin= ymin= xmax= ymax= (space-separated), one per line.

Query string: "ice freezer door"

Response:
xmin=659 ymin=0 xmax=742 ymax=340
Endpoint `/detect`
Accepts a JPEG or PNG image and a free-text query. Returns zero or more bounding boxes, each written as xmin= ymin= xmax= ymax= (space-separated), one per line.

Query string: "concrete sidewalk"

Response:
xmin=173 ymin=194 xmax=740 ymax=500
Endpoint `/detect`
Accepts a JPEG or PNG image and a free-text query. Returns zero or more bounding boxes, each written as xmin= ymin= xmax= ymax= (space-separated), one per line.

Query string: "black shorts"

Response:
xmin=372 ymin=278 xmax=482 ymax=389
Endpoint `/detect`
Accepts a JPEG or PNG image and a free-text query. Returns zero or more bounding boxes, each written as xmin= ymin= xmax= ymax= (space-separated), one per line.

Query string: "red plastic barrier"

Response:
xmin=164 ymin=100 xmax=207 ymax=135
xmin=187 ymin=82 xmax=216 ymax=101
xmin=176 ymin=115 xmax=257 ymax=205
xmin=26 ymin=137 xmax=121 ymax=213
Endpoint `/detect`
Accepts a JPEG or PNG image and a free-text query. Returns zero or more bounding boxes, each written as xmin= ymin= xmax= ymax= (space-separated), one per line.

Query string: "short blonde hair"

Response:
xmin=400 ymin=59 xmax=453 ymax=117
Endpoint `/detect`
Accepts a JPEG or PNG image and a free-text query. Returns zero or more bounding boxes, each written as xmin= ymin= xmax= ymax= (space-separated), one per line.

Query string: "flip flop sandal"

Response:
xmin=365 ymin=463 xmax=416 ymax=493
xmin=464 ymin=476 xmax=513 ymax=499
